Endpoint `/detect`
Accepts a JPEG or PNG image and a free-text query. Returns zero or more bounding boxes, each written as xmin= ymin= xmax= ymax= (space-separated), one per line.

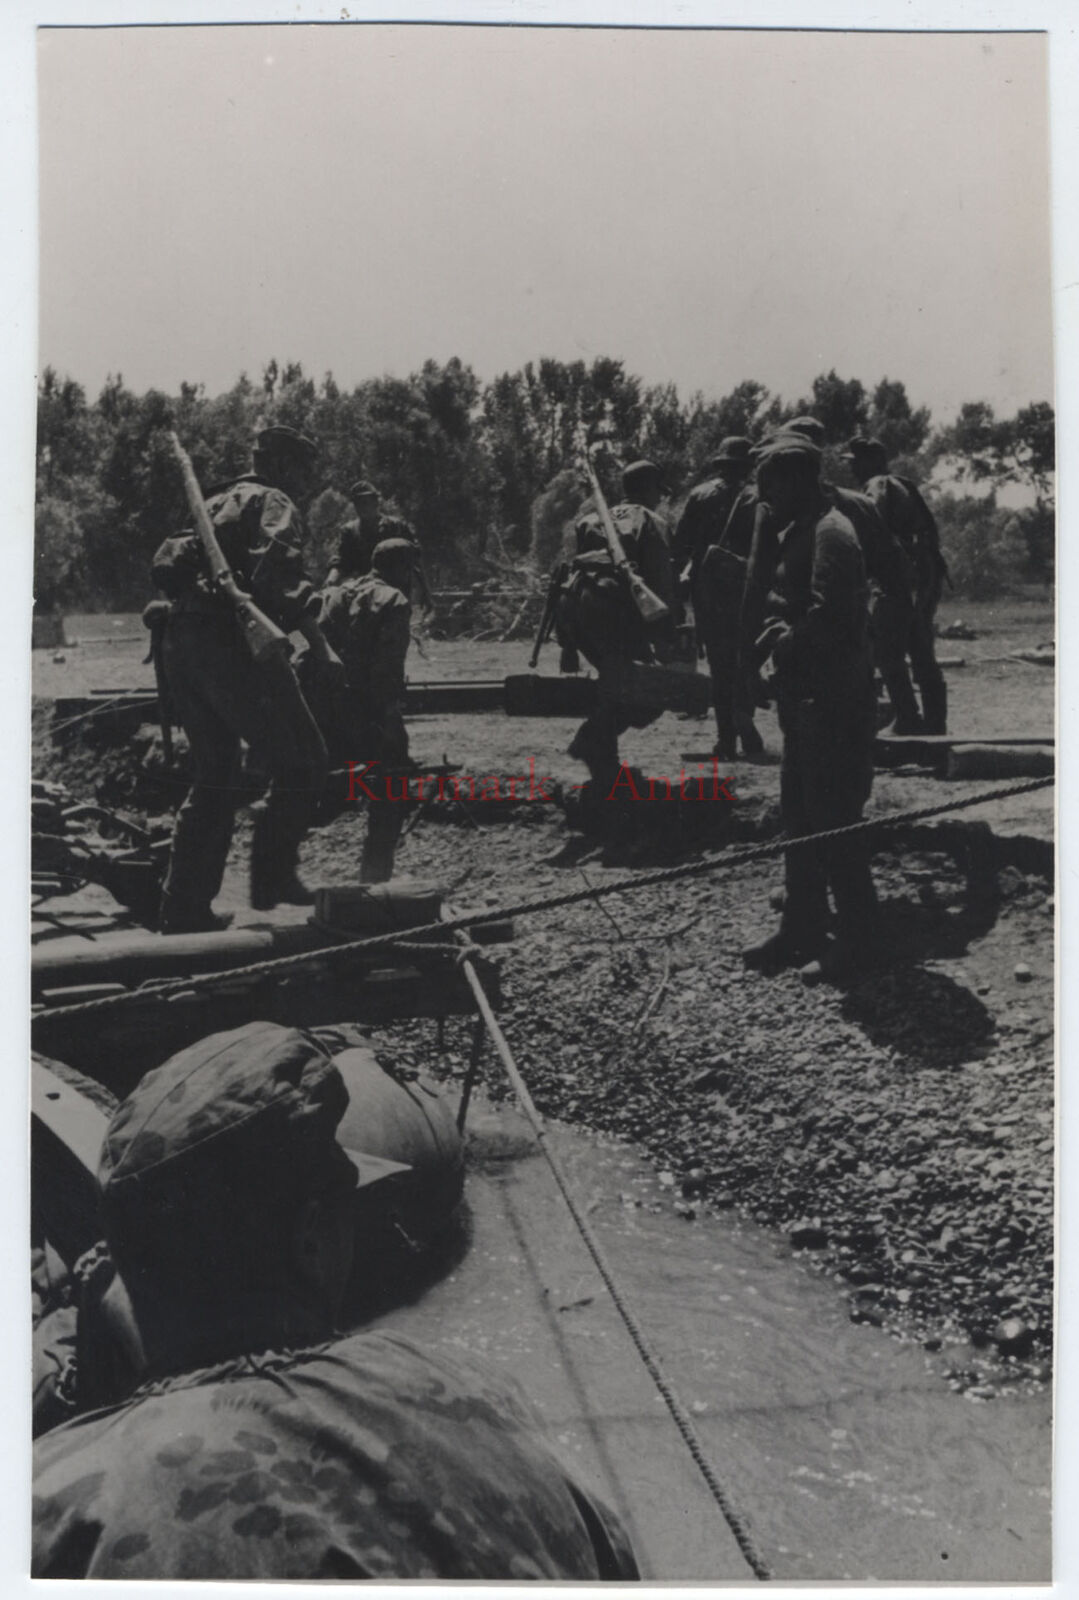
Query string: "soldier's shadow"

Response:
xmin=839 ymin=964 xmax=995 ymax=1069
xmin=838 ymin=824 xmax=1004 ymax=1068
xmin=870 ymin=821 xmax=1003 ymax=959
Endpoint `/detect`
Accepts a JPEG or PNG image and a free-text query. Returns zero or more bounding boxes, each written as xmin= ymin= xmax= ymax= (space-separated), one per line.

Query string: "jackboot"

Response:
xmin=158 ymin=891 xmax=233 ymax=935
xmin=920 ymin=674 xmax=948 ymax=736
xmin=879 ymin=663 xmax=922 ymax=736
xmin=742 ymin=926 xmax=816 ymax=974
xmin=739 ymin=720 xmax=765 ymax=756
xmin=250 ymin=801 xmax=314 ymax=910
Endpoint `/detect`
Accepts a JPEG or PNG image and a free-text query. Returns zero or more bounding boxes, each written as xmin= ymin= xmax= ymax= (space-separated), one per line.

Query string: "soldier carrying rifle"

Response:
xmin=318 ymin=536 xmax=417 ymax=883
xmin=552 ymin=452 xmax=679 ymax=800
xmin=152 ymin=425 xmax=343 ymax=932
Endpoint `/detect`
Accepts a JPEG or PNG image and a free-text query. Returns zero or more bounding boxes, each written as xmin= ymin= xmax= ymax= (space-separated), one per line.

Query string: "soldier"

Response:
xmin=319 ymin=536 xmax=415 ymax=882
xmin=674 ymin=436 xmax=764 ymax=759
xmin=153 ymin=425 xmax=342 ymax=932
xmin=556 ymin=459 xmax=679 ymax=797
xmin=839 ymin=437 xmax=948 ymax=733
xmin=750 ymin=419 xmax=920 ymax=734
xmin=740 ymin=436 xmax=877 ymax=982
xmin=32 ymin=1024 xmax=639 ymax=1581
xmin=327 ymin=478 xmax=433 ymax=612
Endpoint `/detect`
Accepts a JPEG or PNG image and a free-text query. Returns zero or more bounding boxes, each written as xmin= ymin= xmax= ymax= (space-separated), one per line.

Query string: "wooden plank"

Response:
xmin=877 ymin=734 xmax=1054 ymax=748
xmin=873 ymin=733 xmax=1056 ymax=770
xmin=32 ymin=924 xmax=291 ymax=994
xmin=31 ymin=1061 xmax=109 ymax=1263
xmin=32 ymin=1061 xmax=109 ymax=1176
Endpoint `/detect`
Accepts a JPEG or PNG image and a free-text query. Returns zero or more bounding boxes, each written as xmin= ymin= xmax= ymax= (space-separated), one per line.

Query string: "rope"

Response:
xmin=33 ymin=774 xmax=1053 ymax=1022
xmin=49 ymin=694 xmax=152 ymax=736
xmin=455 ymin=940 xmax=771 ymax=1579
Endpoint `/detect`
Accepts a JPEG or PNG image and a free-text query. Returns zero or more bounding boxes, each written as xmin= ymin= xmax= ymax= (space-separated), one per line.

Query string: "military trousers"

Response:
xmin=353 ymin=709 xmax=409 ymax=885
xmin=908 ymin=598 xmax=947 ymax=734
xmin=700 ymin=624 xmax=762 ymax=756
xmin=161 ymin=610 xmax=327 ymax=918
xmin=777 ymin=677 xmax=877 ymax=951
xmin=870 ymin=591 xmax=921 ymax=734
xmin=694 ymin=551 xmax=761 ymax=755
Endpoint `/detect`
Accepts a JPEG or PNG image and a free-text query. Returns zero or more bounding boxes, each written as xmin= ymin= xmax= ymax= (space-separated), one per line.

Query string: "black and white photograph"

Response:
xmin=20 ymin=8 xmax=1061 ymax=1587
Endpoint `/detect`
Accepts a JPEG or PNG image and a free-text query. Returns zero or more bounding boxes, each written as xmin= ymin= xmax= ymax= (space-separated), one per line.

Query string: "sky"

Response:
xmin=38 ymin=23 xmax=1052 ymax=423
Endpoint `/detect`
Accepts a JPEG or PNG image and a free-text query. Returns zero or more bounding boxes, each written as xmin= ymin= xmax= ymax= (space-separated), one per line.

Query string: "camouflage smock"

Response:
xmin=33 ymin=1328 xmax=638 ymax=1581
xmin=152 ymin=475 xmax=320 ymax=632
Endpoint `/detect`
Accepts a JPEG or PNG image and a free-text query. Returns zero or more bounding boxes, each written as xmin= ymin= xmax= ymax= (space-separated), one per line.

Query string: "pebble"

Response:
xmin=788 ymin=1220 xmax=828 ymax=1250
xmin=1014 ymin=964 xmax=1033 ymax=983
xmin=993 ymin=1317 xmax=1034 ymax=1356
xmin=691 ymin=1067 xmax=723 ymax=1092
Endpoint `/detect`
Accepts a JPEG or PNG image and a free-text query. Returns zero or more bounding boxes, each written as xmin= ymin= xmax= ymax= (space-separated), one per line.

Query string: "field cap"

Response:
xmin=375 ymin=515 xmax=416 ymax=543
xmin=708 ymin=436 xmax=752 ymax=470
xmin=839 ymin=436 xmax=888 ymax=469
xmin=371 ymin=537 xmax=416 ymax=577
xmin=752 ymin=417 xmax=827 ymax=458
xmin=780 ymin=416 xmax=827 ymax=445
xmin=255 ymin=424 xmax=318 ymax=463
xmin=349 ymin=479 xmax=381 ymax=502
xmin=621 ymin=459 xmax=661 ymax=491
xmin=98 ymin=1022 xmax=410 ymax=1223
xmin=753 ymin=435 xmax=823 ymax=470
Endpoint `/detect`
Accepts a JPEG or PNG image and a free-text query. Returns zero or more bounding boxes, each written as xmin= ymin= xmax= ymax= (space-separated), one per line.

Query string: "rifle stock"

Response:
xmin=167 ymin=431 xmax=289 ymax=663
xmin=579 ymin=448 xmax=670 ymax=626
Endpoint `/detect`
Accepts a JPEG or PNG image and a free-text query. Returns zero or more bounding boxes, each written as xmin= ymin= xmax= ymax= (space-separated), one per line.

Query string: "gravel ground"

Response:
xmin=32 ymin=594 xmax=1055 ymax=1391
xmin=334 ymin=805 xmax=1054 ymax=1395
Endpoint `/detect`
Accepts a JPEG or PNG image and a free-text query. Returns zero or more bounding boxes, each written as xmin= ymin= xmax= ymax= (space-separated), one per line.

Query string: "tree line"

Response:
xmin=34 ymin=357 xmax=1054 ymax=613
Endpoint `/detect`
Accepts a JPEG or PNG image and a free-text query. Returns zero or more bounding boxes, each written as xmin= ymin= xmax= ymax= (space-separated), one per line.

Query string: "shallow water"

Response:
xmin=372 ymin=1099 xmax=1050 ymax=1583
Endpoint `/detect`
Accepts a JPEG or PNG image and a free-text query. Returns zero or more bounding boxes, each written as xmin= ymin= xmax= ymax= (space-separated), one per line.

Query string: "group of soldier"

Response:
xmin=553 ymin=416 xmax=948 ymax=982
xmin=31 ymin=413 xmax=952 ymax=1581
xmin=146 ymin=428 xmax=427 ymax=933
xmin=143 ymin=415 xmax=947 ymax=978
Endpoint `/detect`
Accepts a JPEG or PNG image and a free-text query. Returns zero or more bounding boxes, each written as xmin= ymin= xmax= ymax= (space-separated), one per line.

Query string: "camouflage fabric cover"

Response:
xmin=317 ymin=572 xmax=412 ymax=780
xmin=152 ymin=476 xmax=319 ymax=632
xmin=320 ymin=572 xmax=412 ymax=717
xmin=33 ymin=1329 xmax=639 ymax=1581
xmin=573 ymin=500 xmax=676 ymax=611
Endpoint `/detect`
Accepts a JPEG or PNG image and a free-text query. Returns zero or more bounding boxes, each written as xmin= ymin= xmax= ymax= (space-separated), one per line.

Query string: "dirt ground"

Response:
xmin=32 ymin=595 xmax=1055 ymax=1389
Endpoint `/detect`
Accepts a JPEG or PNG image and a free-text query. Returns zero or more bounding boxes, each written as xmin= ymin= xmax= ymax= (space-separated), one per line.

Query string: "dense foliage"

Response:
xmin=34 ymin=359 xmax=1054 ymax=611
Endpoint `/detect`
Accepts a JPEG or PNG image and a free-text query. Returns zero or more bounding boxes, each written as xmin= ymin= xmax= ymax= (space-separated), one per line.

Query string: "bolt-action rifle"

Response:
xmin=578 ymin=438 xmax=670 ymax=628
xmin=168 ymin=431 xmax=290 ymax=662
